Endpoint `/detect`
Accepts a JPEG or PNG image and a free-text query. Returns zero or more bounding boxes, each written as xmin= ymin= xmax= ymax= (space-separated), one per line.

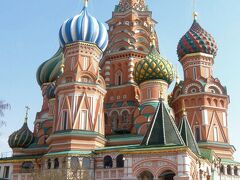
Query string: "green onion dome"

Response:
xmin=36 ymin=48 xmax=64 ymax=86
xmin=8 ymin=116 xmax=34 ymax=149
xmin=134 ymin=46 xmax=175 ymax=85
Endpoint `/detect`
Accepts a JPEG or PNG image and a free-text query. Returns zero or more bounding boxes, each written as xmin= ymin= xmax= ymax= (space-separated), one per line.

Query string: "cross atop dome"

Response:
xmin=116 ymin=0 xmax=147 ymax=12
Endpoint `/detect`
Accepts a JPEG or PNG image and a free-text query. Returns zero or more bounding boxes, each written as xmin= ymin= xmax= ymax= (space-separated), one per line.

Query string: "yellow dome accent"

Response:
xmin=133 ymin=46 xmax=175 ymax=85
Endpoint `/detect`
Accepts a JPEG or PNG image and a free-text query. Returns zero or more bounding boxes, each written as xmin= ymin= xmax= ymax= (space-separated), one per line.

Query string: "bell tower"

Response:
xmin=172 ymin=14 xmax=234 ymax=159
xmin=101 ymin=0 xmax=159 ymax=135
xmin=48 ymin=0 xmax=108 ymax=152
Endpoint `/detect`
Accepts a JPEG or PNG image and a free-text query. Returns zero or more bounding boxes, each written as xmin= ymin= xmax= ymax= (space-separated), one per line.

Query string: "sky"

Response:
xmin=0 ymin=0 xmax=240 ymax=160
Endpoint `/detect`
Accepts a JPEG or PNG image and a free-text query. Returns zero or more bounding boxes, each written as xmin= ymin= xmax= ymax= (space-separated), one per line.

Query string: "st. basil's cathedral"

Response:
xmin=0 ymin=0 xmax=239 ymax=179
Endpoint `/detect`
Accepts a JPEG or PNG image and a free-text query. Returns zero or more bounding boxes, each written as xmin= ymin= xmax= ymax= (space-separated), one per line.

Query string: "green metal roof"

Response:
xmin=179 ymin=115 xmax=201 ymax=156
xmin=141 ymin=100 xmax=185 ymax=146
xmin=106 ymin=134 xmax=143 ymax=142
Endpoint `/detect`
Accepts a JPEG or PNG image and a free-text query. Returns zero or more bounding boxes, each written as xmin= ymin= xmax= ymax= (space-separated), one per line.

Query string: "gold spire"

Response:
xmin=83 ymin=0 xmax=89 ymax=7
xmin=25 ymin=106 xmax=30 ymax=123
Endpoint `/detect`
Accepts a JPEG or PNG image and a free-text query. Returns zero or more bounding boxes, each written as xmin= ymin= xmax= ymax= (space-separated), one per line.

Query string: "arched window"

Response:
xmin=115 ymin=71 xmax=122 ymax=85
xmin=122 ymin=111 xmax=129 ymax=123
xmin=47 ymin=159 xmax=51 ymax=169
xmin=116 ymin=154 xmax=124 ymax=168
xmin=193 ymin=67 xmax=197 ymax=79
xmin=54 ymin=158 xmax=59 ymax=169
xmin=227 ymin=165 xmax=231 ymax=175
xmin=112 ymin=112 xmax=118 ymax=130
xmin=70 ymin=157 xmax=80 ymax=171
xmin=234 ymin=166 xmax=238 ymax=176
xmin=138 ymin=171 xmax=154 ymax=180
xmin=220 ymin=165 xmax=225 ymax=174
xmin=158 ymin=170 xmax=176 ymax=180
xmin=22 ymin=161 xmax=34 ymax=172
xmin=194 ymin=126 xmax=201 ymax=142
xmin=104 ymin=156 xmax=113 ymax=168
xmin=82 ymin=157 xmax=91 ymax=169
xmin=213 ymin=127 xmax=218 ymax=142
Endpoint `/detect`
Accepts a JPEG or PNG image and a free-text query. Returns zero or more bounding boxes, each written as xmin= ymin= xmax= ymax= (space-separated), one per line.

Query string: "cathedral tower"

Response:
xmin=47 ymin=0 xmax=108 ymax=152
xmin=101 ymin=0 xmax=159 ymax=135
xmin=172 ymin=14 xmax=234 ymax=159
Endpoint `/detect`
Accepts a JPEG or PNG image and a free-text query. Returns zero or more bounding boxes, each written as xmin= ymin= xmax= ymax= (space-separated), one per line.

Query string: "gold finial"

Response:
xmin=181 ymin=99 xmax=187 ymax=116
xmin=83 ymin=0 xmax=89 ymax=7
xmin=25 ymin=106 xmax=30 ymax=123
xmin=193 ymin=11 xmax=198 ymax=20
xmin=192 ymin=0 xmax=198 ymax=20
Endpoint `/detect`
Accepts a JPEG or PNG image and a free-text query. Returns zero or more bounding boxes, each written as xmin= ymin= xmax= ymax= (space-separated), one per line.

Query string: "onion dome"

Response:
xmin=46 ymin=83 xmax=56 ymax=99
xmin=177 ymin=17 xmax=218 ymax=60
xmin=59 ymin=1 xmax=108 ymax=51
xmin=134 ymin=46 xmax=175 ymax=85
xmin=8 ymin=109 xmax=34 ymax=148
xmin=36 ymin=48 xmax=64 ymax=86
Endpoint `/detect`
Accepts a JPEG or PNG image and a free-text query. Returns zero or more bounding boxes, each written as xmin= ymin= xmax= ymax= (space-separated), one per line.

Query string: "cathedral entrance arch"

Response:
xmin=158 ymin=170 xmax=175 ymax=180
xmin=137 ymin=171 xmax=154 ymax=180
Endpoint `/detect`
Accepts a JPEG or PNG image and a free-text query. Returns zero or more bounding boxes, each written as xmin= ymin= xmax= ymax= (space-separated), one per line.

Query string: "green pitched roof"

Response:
xmin=141 ymin=100 xmax=185 ymax=146
xmin=179 ymin=115 xmax=201 ymax=156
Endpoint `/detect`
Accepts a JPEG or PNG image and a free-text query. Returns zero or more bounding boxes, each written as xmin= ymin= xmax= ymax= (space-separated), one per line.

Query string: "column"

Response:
xmin=128 ymin=57 xmax=134 ymax=83
xmin=105 ymin=61 xmax=111 ymax=85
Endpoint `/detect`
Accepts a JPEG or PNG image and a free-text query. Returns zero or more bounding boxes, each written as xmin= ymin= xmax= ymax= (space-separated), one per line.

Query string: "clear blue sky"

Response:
xmin=0 ymin=0 xmax=239 ymax=160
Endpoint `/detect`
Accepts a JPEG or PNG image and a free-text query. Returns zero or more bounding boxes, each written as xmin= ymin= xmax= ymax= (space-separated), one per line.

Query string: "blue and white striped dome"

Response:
xmin=59 ymin=3 xmax=108 ymax=51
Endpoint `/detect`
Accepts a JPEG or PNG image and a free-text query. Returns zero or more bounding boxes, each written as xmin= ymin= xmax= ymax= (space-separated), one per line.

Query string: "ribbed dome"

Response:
xmin=59 ymin=3 xmax=108 ymax=51
xmin=177 ymin=19 xmax=218 ymax=59
xmin=8 ymin=117 xmax=34 ymax=149
xmin=36 ymin=48 xmax=64 ymax=86
xmin=134 ymin=46 xmax=175 ymax=85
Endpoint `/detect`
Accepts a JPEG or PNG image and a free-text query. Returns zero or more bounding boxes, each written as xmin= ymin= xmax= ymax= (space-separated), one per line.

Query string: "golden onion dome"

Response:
xmin=134 ymin=46 xmax=175 ymax=85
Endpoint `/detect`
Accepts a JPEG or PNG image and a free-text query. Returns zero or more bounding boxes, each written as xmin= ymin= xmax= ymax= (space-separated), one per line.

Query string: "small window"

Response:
xmin=104 ymin=156 xmax=113 ymax=168
xmin=54 ymin=158 xmax=59 ymax=169
xmin=147 ymin=88 xmax=152 ymax=99
xmin=47 ymin=159 xmax=51 ymax=169
xmin=234 ymin=166 xmax=238 ymax=176
xmin=22 ymin=162 xmax=34 ymax=170
xmin=191 ymin=88 xmax=197 ymax=93
xmin=83 ymin=57 xmax=89 ymax=71
xmin=220 ymin=165 xmax=225 ymax=174
xmin=116 ymin=154 xmax=124 ymax=168
xmin=62 ymin=111 xmax=68 ymax=130
xmin=112 ymin=112 xmax=118 ymax=130
xmin=98 ymin=114 xmax=101 ymax=133
xmin=3 ymin=166 xmax=10 ymax=178
xmin=194 ymin=126 xmax=201 ymax=142
xmin=71 ymin=157 xmax=80 ymax=170
xmin=122 ymin=111 xmax=129 ymax=123
xmin=82 ymin=157 xmax=90 ymax=169
xmin=193 ymin=67 xmax=197 ymax=79
xmin=227 ymin=165 xmax=231 ymax=175
xmin=115 ymin=71 xmax=122 ymax=85
xmin=213 ymin=127 xmax=218 ymax=142
xmin=81 ymin=110 xmax=88 ymax=130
